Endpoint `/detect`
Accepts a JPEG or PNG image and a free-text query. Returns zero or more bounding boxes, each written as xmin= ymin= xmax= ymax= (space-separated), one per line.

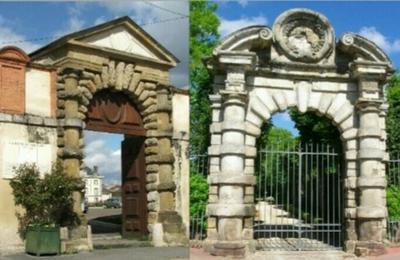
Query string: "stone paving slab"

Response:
xmin=1 ymin=247 xmax=189 ymax=260
xmin=190 ymin=247 xmax=400 ymax=260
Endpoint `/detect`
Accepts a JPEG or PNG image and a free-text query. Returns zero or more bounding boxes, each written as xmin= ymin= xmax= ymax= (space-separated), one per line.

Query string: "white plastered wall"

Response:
xmin=172 ymin=92 xmax=189 ymax=236
xmin=0 ymin=123 xmax=58 ymax=255
xmin=25 ymin=68 xmax=52 ymax=117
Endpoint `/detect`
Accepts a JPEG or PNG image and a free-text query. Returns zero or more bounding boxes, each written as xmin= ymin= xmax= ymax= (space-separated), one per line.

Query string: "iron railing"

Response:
xmin=189 ymin=154 xmax=208 ymax=240
xmin=387 ymin=152 xmax=400 ymax=243
xmin=254 ymin=142 xmax=343 ymax=251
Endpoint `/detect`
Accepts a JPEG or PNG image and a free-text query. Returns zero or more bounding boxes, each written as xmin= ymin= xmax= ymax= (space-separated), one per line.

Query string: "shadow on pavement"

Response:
xmin=88 ymin=214 xmax=122 ymax=234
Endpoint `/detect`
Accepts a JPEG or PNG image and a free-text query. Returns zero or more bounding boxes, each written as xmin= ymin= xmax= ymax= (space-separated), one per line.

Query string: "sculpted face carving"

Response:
xmin=273 ymin=9 xmax=334 ymax=62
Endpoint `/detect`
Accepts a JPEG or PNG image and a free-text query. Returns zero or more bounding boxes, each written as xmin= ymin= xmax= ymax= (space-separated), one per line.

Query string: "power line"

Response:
xmin=0 ymin=15 xmax=188 ymax=46
xmin=140 ymin=15 xmax=187 ymax=27
xmin=143 ymin=2 xmax=188 ymax=18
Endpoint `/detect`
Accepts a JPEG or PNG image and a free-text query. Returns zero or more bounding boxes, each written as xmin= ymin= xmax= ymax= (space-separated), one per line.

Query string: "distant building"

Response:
xmin=107 ymin=184 xmax=122 ymax=198
xmin=81 ymin=166 xmax=103 ymax=203
xmin=101 ymin=186 xmax=112 ymax=201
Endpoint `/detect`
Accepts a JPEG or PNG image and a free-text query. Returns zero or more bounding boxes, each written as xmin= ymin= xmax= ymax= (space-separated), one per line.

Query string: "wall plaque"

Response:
xmin=2 ymin=141 xmax=52 ymax=179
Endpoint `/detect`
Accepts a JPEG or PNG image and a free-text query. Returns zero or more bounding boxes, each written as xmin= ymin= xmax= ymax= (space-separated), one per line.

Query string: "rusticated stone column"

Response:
xmin=353 ymin=62 xmax=388 ymax=256
xmin=206 ymin=53 xmax=256 ymax=257
xmin=153 ymin=85 xmax=187 ymax=246
xmin=60 ymin=68 xmax=84 ymax=217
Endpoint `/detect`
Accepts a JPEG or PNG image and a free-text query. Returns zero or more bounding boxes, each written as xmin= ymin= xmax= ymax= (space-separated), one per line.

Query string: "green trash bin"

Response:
xmin=25 ymin=225 xmax=60 ymax=256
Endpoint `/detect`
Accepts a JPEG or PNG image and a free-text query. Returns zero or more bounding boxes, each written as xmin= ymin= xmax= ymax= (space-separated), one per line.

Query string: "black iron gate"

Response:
xmin=254 ymin=142 xmax=343 ymax=251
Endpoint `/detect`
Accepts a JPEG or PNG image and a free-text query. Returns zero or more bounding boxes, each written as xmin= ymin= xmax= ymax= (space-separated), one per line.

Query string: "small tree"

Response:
xmin=9 ymin=161 xmax=84 ymax=238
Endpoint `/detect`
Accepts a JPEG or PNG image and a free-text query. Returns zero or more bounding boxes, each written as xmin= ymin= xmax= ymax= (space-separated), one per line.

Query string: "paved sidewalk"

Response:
xmin=190 ymin=247 xmax=400 ymax=260
xmin=1 ymin=247 xmax=189 ymax=260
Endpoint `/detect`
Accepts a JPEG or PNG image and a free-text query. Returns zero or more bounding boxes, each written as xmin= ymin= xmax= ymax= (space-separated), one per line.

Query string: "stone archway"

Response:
xmin=204 ymin=8 xmax=393 ymax=257
xmin=28 ymin=17 xmax=188 ymax=250
xmin=56 ymin=61 xmax=186 ymax=247
xmin=85 ymin=89 xmax=148 ymax=237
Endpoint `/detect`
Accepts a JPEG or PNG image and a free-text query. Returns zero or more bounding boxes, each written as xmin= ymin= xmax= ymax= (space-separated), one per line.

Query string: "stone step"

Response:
xmin=93 ymin=238 xmax=152 ymax=250
xmin=92 ymin=233 xmax=122 ymax=241
xmin=256 ymin=202 xmax=301 ymax=225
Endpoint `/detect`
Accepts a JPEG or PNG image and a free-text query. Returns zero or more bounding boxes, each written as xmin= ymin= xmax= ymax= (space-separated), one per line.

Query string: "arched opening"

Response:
xmin=253 ymin=109 xmax=345 ymax=251
xmin=83 ymin=90 xmax=148 ymax=243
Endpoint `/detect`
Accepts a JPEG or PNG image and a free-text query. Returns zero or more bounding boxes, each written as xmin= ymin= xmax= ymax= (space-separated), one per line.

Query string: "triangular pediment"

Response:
xmin=80 ymin=25 xmax=158 ymax=60
xmin=30 ymin=16 xmax=178 ymax=67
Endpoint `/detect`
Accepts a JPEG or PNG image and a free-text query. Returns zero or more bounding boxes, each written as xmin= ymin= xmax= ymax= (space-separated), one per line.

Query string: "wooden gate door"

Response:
xmin=121 ymin=136 xmax=148 ymax=237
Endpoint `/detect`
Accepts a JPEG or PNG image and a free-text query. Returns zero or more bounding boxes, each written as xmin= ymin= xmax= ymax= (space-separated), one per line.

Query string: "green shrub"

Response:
xmin=190 ymin=174 xmax=208 ymax=217
xmin=9 ymin=161 xmax=84 ymax=238
xmin=387 ymin=185 xmax=400 ymax=220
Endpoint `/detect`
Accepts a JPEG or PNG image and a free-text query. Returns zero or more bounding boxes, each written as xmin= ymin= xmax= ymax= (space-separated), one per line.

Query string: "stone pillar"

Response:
xmin=344 ymin=141 xmax=359 ymax=253
xmin=353 ymin=62 xmax=388 ymax=256
xmin=153 ymin=85 xmax=187 ymax=246
xmin=61 ymin=68 xmax=84 ymax=217
xmin=206 ymin=55 xmax=256 ymax=257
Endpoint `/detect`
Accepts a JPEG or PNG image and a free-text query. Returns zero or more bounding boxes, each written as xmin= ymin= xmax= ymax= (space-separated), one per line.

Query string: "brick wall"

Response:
xmin=0 ymin=46 xmax=56 ymax=117
xmin=0 ymin=47 xmax=28 ymax=114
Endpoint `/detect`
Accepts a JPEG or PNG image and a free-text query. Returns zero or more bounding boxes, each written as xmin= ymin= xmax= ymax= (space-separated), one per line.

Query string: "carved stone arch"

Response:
xmin=55 ymin=60 xmax=186 ymax=248
xmin=205 ymin=8 xmax=392 ymax=258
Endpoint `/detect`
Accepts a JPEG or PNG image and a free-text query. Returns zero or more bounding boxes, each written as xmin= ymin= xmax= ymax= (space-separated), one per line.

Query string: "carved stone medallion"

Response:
xmin=273 ymin=9 xmax=334 ymax=62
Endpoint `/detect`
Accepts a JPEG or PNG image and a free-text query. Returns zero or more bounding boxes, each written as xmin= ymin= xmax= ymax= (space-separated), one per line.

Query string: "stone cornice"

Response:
xmin=350 ymin=60 xmax=393 ymax=82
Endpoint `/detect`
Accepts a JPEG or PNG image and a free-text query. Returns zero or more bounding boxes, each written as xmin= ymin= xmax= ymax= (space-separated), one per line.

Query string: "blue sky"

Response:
xmin=2 ymin=1 xmax=398 ymax=184
xmin=216 ymin=1 xmax=400 ymax=135
xmin=0 ymin=1 xmax=188 ymax=88
xmin=0 ymin=1 xmax=188 ymax=185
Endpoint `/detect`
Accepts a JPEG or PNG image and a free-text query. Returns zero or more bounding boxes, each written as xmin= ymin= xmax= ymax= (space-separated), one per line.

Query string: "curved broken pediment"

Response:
xmin=214 ymin=26 xmax=273 ymax=54
xmin=213 ymin=8 xmax=393 ymax=72
xmin=338 ymin=33 xmax=392 ymax=65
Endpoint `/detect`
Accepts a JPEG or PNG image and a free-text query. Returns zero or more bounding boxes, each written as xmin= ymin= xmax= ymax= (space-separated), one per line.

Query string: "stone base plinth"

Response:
xmin=211 ymin=242 xmax=245 ymax=258
xmin=355 ymin=241 xmax=386 ymax=257
xmin=203 ymin=239 xmax=255 ymax=258
xmin=60 ymin=225 xmax=93 ymax=254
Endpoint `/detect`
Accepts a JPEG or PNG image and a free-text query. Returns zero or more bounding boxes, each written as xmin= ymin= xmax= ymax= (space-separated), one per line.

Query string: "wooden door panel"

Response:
xmin=121 ymin=136 xmax=147 ymax=237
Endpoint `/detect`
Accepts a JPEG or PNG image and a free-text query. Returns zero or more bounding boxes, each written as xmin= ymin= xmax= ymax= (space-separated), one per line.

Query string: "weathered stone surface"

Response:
xmin=202 ymin=7 xmax=392 ymax=257
xmin=208 ymin=174 xmax=256 ymax=185
xmin=208 ymin=204 xmax=255 ymax=217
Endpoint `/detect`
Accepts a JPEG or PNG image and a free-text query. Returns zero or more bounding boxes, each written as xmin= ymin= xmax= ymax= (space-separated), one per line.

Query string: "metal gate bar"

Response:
xmin=254 ymin=142 xmax=343 ymax=251
xmin=386 ymin=152 xmax=400 ymax=243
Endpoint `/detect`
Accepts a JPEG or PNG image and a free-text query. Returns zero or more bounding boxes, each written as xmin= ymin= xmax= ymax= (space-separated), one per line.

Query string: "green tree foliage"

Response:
xmin=386 ymin=74 xmax=400 ymax=219
xmin=10 ymin=162 xmax=84 ymax=238
xmin=190 ymin=174 xmax=208 ymax=217
xmin=387 ymin=185 xmax=400 ymax=220
xmin=387 ymin=74 xmax=400 ymax=153
xmin=255 ymin=127 xmax=297 ymax=200
xmin=289 ymin=108 xmax=342 ymax=151
xmin=190 ymin=0 xmax=220 ymax=155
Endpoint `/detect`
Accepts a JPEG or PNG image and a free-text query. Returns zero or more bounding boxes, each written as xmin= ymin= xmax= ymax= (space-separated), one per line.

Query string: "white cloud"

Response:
xmin=94 ymin=16 xmax=107 ymax=26
xmin=53 ymin=4 xmax=85 ymax=38
xmin=0 ymin=15 xmax=41 ymax=53
xmin=98 ymin=1 xmax=189 ymax=88
xmin=237 ymin=0 xmax=249 ymax=7
xmin=84 ymin=131 xmax=122 ymax=185
xmin=359 ymin=26 xmax=400 ymax=53
xmin=219 ymin=15 xmax=268 ymax=37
